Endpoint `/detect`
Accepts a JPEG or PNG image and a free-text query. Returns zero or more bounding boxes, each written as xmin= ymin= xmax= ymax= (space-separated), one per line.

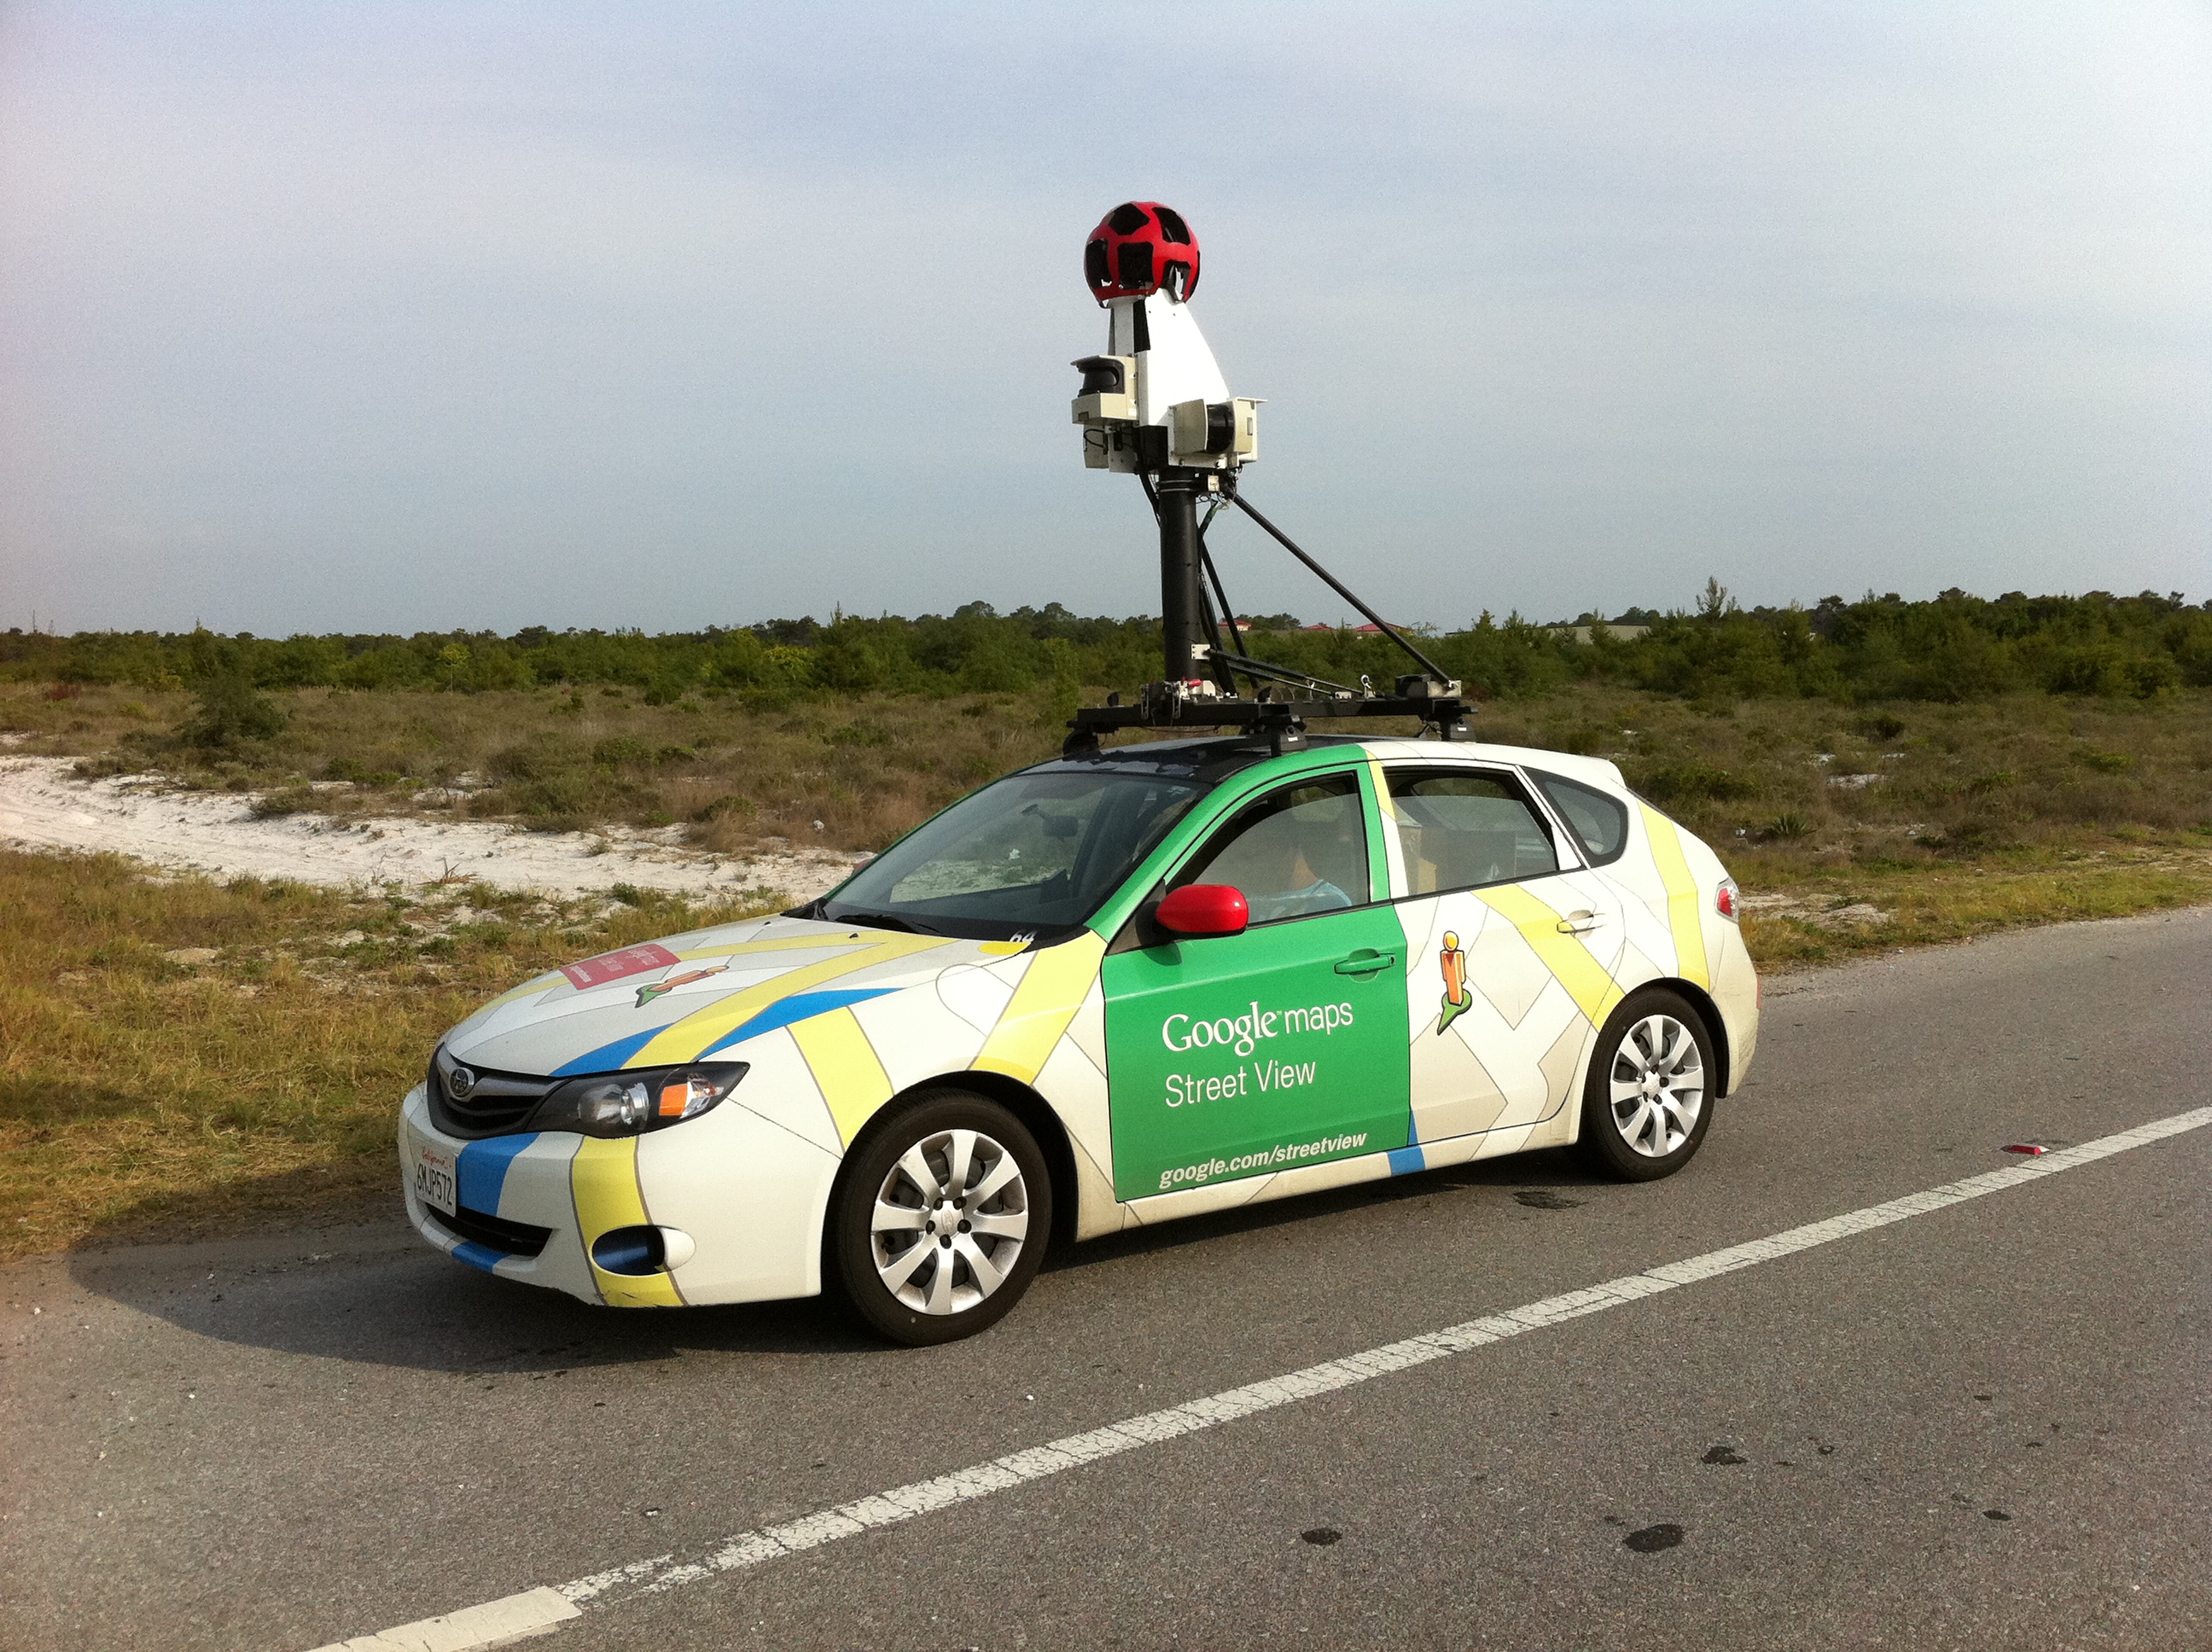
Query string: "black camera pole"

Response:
xmin=1155 ymin=473 xmax=1208 ymax=686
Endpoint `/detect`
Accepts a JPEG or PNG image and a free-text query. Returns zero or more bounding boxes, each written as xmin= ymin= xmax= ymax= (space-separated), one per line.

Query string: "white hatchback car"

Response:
xmin=400 ymin=734 xmax=1756 ymax=1342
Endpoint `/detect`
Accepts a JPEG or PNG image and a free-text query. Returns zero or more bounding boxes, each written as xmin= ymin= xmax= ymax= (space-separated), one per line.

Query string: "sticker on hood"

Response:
xmin=562 ymin=944 xmax=681 ymax=990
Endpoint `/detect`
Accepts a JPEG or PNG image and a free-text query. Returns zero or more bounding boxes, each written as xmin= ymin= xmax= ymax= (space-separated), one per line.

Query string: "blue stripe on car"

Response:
xmin=457 ymin=1132 xmax=538 ymax=1213
xmin=550 ymin=986 xmax=897 ymax=1077
xmin=698 ymin=988 xmax=895 ymax=1056
xmin=1388 ymin=1145 xmax=1427 ymax=1174
xmin=553 ymin=1027 xmax=662 ymax=1077
xmin=452 ymin=1242 xmax=506 ymax=1271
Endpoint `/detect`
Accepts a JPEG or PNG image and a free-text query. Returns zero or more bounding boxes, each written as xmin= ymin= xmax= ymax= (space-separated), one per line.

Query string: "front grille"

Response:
xmin=427 ymin=1046 xmax=555 ymax=1137
xmin=427 ymin=1203 xmax=552 ymax=1259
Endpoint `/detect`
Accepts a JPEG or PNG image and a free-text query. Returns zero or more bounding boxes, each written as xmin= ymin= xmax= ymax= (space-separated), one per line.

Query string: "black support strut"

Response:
xmin=1062 ymin=463 xmax=1470 ymax=759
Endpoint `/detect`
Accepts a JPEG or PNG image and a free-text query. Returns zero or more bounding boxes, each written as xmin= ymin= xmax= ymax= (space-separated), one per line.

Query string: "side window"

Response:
xmin=1386 ymin=769 xmax=1558 ymax=893
xmin=1528 ymin=770 xmax=1630 ymax=866
xmin=1178 ymin=772 xmax=1370 ymax=924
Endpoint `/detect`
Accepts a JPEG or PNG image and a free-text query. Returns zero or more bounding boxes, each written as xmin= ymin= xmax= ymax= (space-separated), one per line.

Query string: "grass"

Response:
xmin=9 ymin=680 xmax=2209 ymax=867
xmin=1732 ymin=846 xmax=2212 ymax=967
xmin=5 ymin=680 xmax=1064 ymax=855
xmin=0 ymin=850 xmax=782 ymax=1262
xmin=3 ymin=680 xmax=2209 ymax=1258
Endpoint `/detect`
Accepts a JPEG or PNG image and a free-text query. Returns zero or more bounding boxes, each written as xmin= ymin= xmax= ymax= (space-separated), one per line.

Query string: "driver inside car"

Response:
xmin=1192 ymin=780 xmax=1365 ymax=923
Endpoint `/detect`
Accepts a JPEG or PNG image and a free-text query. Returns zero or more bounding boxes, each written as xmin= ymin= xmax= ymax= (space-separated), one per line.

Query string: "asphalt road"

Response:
xmin=5 ymin=907 xmax=2208 ymax=1652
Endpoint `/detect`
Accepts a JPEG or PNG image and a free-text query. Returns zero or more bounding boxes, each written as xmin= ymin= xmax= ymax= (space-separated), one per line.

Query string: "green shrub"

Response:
xmin=1633 ymin=761 xmax=1760 ymax=802
xmin=178 ymin=675 xmax=287 ymax=750
xmin=247 ymin=788 xmax=313 ymax=818
xmin=489 ymin=737 xmax=587 ymax=781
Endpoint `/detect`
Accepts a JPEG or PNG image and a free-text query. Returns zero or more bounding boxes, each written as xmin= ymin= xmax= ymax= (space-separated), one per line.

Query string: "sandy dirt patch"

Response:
xmin=1738 ymin=891 xmax=1891 ymax=927
xmin=0 ymin=757 xmax=860 ymax=903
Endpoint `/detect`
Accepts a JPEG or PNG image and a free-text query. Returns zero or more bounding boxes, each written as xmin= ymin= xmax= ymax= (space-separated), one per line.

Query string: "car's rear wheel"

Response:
xmin=830 ymin=1091 xmax=1051 ymax=1346
xmin=1578 ymin=989 xmax=1714 ymax=1182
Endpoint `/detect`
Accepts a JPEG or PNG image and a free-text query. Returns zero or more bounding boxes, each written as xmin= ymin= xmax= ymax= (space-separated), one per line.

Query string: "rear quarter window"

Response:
xmin=1528 ymin=770 xmax=1631 ymax=865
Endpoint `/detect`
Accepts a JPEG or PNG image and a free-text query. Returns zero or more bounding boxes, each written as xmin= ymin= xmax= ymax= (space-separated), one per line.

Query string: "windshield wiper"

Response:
xmin=825 ymin=910 xmax=934 ymax=936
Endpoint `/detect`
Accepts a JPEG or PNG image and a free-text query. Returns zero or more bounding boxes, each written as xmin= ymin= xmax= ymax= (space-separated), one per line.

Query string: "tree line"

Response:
xmin=3 ymin=587 xmax=2206 ymax=706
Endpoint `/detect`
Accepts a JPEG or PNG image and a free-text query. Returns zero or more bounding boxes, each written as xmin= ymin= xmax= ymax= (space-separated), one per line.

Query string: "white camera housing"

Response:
xmin=1074 ymin=294 xmax=1259 ymax=474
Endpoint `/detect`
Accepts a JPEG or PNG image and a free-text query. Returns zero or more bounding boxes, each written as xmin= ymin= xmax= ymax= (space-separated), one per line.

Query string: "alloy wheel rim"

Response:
xmin=870 ymin=1126 xmax=1030 ymax=1315
xmin=1607 ymin=1013 xmax=1704 ymax=1158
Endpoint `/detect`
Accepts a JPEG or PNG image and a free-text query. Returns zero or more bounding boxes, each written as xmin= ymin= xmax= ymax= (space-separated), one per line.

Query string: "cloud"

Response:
xmin=1 ymin=1 xmax=2206 ymax=633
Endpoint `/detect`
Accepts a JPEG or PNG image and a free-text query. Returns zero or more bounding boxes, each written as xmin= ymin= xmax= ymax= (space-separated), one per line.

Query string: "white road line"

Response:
xmin=307 ymin=1104 xmax=2212 ymax=1652
xmin=307 ymin=1586 xmax=578 ymax=1652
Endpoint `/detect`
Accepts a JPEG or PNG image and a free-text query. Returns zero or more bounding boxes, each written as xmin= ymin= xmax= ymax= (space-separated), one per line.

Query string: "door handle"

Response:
xmin=1335 ymin=950 xmax=1399 ymax=976
xmin=1556 ymin=910 xmax=1605 ymax=935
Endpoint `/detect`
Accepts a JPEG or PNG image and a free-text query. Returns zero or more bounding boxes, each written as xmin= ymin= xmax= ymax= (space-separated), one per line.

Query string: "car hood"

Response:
xmin=440 ymin=914 xmax=1039 ymax=1078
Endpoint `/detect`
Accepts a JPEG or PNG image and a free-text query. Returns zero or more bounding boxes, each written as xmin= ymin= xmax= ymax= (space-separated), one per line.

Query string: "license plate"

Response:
xmin=414 ymin=1145 xmax=457 ymax=1219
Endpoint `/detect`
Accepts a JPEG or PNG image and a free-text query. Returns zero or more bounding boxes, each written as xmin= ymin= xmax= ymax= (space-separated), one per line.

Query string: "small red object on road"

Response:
xmin=2002 ymin=1143 xmax=2048 ymax=1156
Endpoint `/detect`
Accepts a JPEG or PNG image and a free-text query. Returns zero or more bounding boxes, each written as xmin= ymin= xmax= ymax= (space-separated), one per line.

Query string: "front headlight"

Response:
xmin=532 ymin=1062 xmax=749 ymax=1138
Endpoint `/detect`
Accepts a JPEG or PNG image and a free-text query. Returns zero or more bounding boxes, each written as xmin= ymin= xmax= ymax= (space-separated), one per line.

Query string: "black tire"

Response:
xmin=829 ymin=1091 xmax=1052 ymax=1347
xmin=1577 ymin=988 xmax=1716 ymax=1183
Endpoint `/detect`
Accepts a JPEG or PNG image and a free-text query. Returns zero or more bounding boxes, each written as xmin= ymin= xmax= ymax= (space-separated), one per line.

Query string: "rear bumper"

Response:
xmin=397 ymin=1084 xmax=843 ymax=1307
xmin=1709 ymin=930 xmax=1760 ymax=1094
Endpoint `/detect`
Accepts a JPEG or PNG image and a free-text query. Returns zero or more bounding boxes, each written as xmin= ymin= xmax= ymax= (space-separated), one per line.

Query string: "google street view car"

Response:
xmin=401 ymin=735 xmax=1756 ymax=1343
xmin=398 ymin=201 xmax=1758 ymax=1342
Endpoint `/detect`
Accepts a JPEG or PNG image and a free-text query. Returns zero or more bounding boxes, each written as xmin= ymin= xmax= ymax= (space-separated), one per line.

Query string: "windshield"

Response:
xmin=823 ymin=769 xmax=1208 ymax=941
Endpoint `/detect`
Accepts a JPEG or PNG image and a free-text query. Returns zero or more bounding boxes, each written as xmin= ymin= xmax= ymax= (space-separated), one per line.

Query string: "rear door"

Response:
xmin=1102 ymin=769 xmax=1412 ymax=1202
xmin=1380 ymin=762 xmax=1627 ymax=1149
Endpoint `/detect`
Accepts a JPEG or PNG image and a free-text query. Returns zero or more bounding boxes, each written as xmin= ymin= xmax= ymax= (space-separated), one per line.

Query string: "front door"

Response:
xmin=1103 ymin=771 xmax=1412 ymax=1202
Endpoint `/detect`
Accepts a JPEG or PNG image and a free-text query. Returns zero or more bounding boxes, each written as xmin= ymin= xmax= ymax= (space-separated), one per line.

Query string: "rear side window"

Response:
xmin=1529 ymin=770 xmax=1630 ymax=865
xmin=1385 ymin=770 xmax=1557 ymax=893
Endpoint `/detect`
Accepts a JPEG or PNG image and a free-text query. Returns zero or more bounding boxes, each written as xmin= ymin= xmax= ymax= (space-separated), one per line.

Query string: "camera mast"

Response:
xmin=1063 ymin=201 xmax=1469 ymax=758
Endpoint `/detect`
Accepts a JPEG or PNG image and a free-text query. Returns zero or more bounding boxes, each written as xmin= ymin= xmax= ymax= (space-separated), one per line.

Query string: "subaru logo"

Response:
xmin=448 ymin=1065 xmax=478 ymax=1100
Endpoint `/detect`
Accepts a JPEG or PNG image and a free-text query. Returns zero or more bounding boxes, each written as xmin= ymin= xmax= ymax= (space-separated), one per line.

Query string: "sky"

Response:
xmin=2 ymin=2 xmax=2207 ymax=636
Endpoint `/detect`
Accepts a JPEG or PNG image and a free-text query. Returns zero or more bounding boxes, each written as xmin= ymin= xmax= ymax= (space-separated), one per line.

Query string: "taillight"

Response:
xmin=1715 ymin=877 xmax=1740 ymax=921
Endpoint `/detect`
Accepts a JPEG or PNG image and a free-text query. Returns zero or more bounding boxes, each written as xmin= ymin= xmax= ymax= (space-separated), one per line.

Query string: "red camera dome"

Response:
xmin=1084 ymin=201 xmax=1200 ymax=305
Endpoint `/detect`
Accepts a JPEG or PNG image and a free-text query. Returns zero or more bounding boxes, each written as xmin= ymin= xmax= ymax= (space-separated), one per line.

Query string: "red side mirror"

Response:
xmin=1156 ymin=883 xmax=1249 ymax=939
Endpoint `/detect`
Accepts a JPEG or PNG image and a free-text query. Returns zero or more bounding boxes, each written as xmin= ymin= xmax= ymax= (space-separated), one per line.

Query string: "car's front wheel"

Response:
xmin=829 ymin=1091 xmax=1051 ymax=1346
xmin=1578 ymin=989 xmax=1715 ymax=1182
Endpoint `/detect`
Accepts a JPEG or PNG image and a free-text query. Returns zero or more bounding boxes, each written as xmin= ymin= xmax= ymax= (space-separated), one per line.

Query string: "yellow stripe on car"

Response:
xmin=674 ymin=933 xmax=897 ymax=962
xmin=789 ymin=1009 xmax=897 ymax=1146
xmin=570 ymin=1137 xmax=683 ymax=1308
xmin=1472 ymin=882 xmax=1623 ymax=1027
xmin=1638 ymin=805 xmax=1711 ymax=988
xmin=476 ymin=972 xmax=565 ymax=1012
xmin=1365 ymin=757 xmax=1406 ymax=898
xmin=974 ymin=934 xmax=1108 ymax=1085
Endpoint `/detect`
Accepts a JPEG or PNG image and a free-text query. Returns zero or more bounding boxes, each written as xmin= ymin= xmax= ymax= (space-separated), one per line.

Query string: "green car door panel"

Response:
xmin=1101 ymin=765 xmax=1413 ymax=1201
xmin=1103 ymin=904 xmax=1412 ymax=1200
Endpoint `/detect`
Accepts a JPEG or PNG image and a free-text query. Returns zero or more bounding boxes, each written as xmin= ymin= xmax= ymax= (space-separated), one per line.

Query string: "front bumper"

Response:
xmin=397 ymin=1085 xmax=843 ymax=1307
